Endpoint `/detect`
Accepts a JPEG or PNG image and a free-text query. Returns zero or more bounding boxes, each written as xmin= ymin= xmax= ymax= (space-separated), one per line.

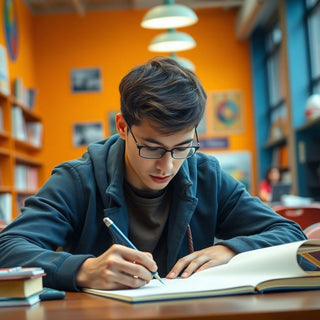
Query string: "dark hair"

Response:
xmin=265 ymin=167 xmax=280 ymax=184
xmin=119 ymin=56 xmax=206 ymax=134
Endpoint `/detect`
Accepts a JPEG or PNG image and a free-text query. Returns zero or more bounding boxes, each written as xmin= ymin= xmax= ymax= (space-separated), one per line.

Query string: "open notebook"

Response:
xmin=83 ymin=239 xmax=320 ymax=303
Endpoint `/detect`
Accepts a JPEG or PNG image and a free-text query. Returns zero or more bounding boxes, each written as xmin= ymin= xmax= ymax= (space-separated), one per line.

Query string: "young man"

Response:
xmin=0 ymin=57 xmax=306 ymax=291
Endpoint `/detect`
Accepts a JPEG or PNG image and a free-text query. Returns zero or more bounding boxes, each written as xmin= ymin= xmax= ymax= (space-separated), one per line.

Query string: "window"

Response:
xmin=306 ymin=0 xmax=320 ymax=93
xmin=265 ymin=21 xmax=287 ymax=141
xmin=266 ymin=23 xmax=283 ymax=107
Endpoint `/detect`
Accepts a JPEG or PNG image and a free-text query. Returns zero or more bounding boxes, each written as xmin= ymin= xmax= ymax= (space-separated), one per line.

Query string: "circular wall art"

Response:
xmin=3 ymin=0 xmax=18 ymax=61
xmin=216 ymin=100 xmax=239 ymax=126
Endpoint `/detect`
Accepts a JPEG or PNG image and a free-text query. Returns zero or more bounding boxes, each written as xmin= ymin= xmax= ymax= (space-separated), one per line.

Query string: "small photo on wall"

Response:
xmin=73 ymin=121 xmax=104 ymax=147
xmin=108 ymin=111 xmax=119 ymax=136
xmin=71 ymin=67 xmax=102 ymax=93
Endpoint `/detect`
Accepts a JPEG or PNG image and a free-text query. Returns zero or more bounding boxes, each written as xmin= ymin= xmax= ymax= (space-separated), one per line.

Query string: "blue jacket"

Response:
xmin=0 ymin=136 xmax=306 ymax=291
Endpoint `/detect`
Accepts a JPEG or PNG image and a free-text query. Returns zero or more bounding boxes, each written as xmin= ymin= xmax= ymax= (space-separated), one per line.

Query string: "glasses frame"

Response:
xmin=127 ymin=126 xmax=200 ymax=159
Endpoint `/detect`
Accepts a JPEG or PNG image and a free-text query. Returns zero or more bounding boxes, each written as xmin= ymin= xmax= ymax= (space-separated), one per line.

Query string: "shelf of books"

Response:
xmin=0 ymin=78 xmax=43 ymax=226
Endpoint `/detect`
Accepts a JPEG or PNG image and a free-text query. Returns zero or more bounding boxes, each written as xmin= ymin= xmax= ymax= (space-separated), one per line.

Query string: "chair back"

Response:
xmin=272 ymin=204 xmax=320 ymax=230
xmin=304 ymin=222 xmax=320 ymax=239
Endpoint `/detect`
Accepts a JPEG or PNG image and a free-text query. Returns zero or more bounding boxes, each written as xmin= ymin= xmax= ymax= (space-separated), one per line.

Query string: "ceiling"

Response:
xmin=22 ymin=0 xmax=245 ymax=15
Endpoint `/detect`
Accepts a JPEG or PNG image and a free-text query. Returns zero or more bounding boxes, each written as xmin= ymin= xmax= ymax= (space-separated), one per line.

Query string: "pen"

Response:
xmin=103 ymin=217 xmax=165 ymax=285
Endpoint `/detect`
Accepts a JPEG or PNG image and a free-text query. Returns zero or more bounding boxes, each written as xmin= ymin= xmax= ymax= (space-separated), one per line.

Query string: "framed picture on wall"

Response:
xmin=72 ymin=121 xmax=104 ymax=147
xmin=205 ymin=150 xmax=252 ymax=193
xmin=71 ymin=67 xmax=102 ymax=93
xmin=108 ymin=111 xmax=119 ymax=136
xmin=208 ymin=90 xmax=245 ymax=134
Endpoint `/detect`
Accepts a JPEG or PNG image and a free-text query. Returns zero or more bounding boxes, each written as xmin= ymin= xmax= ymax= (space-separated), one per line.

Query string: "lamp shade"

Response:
xmin=141 ymin=1 xmax=198 ymax=29
xmin=148 ymin=29 xmax=196 ymax=52
xmin=169 ymin=53 xmax=195 ymax=71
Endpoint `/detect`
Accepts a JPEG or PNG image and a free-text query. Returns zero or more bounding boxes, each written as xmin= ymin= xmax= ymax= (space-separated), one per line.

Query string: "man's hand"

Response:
xmin=76 ymin=244 xmax=158 ymax=290
xmin=166 ymin=245 xmax=236 ymax=279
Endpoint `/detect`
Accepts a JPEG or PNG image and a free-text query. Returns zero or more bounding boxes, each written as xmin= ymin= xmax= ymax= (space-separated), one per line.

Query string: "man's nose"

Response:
xmin=155 ymin=151 xmax=174 ymax=173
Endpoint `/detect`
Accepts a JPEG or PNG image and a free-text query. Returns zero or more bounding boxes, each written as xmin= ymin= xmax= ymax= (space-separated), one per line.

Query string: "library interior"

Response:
xmin=0 ymin=0 xmax=320 ymax=319
xmin=0 ymin=0 xmax=318 ymax=224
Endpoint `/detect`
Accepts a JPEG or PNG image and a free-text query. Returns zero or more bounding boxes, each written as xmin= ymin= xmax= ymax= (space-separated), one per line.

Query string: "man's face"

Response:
xmin=121 ymin=119 xmax=195 ymax=192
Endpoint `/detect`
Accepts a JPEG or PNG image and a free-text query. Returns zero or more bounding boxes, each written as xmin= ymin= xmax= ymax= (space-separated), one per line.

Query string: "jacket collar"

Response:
xmin=87 ymin=136 xmax=126 ymax=208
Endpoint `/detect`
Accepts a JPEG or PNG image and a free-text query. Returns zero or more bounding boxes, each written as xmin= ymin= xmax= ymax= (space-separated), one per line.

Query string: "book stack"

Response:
xmin=11 ymin=106 xmax=27 ymax=141
xmin=11 ymin=106 xmax=43 ymax=147
xmin=14 ymin=164 xmax=39 ymax=192
xmin=26 ymin=122 xmax=43 ymax=147
xmin=14 ymin=78 xmax=37 ymax=110
xmin=0 ymin=267 xmax=45 ymax=307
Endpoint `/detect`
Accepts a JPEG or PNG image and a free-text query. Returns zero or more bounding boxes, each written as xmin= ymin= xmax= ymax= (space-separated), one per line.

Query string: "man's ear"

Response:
xmin=115 ymin=113 xmax=127 ymax=139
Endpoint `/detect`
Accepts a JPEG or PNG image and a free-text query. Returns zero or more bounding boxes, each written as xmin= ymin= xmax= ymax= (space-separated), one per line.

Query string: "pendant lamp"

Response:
xmin=169 ymin=52 xmax=195 ymax=71
xmin=148 ymin=29 xmax=196 ymax=52
xmin=141 ymin=0 xmax=198 ymax=29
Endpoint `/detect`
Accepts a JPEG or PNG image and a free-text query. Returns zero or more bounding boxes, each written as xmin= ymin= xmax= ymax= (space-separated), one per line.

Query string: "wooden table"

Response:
xmin=1 ymin=290 xmax=320 ymax=320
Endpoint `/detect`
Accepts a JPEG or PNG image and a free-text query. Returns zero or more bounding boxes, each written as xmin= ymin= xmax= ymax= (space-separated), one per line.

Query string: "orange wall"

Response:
xmin=12 ymin=5 xmax=256 ymax=192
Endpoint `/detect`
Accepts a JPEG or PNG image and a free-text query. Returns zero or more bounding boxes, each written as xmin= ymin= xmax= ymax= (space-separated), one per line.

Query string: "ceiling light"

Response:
xmin=141 ymin=0 xmax=198 ymax=29
xmin=169 ymin=53 xmax=195 ymax=71
xmin=148 ymin=29 xmax=196 ymax=52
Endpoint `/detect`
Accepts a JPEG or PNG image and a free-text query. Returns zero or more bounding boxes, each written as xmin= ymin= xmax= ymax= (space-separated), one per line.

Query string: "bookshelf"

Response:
xmin=0 ymin=89 xmax=43 ymax=224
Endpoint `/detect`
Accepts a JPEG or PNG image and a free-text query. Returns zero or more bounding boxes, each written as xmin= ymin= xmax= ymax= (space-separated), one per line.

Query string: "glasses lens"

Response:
xmin=139 ymin=147 xmax=165 ymax=159
xmin=139 ymin=146 xmax=198 ymax=159
xmin=172 ymin=147 xmax=197 ymax=159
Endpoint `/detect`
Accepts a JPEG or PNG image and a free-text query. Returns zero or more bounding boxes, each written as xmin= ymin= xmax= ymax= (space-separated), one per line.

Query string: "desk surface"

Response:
xmin=1 ymin=290 xmax=320 ymax=320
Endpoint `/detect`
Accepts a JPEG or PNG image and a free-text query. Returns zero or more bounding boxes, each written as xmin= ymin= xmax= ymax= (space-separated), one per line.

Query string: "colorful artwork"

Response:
xmin=209 ymin=91 xmax=244 ymax=134
xmin=205 ymin=151 xmax=252 ymax=192
xmin=216 ymin=100 xmax=239 ymax=126
xmin=3 ymin=0 xmax=18 ymax=61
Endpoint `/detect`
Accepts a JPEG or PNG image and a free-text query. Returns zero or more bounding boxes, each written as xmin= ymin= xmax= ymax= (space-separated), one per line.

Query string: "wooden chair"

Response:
xmin=304 ymin=222 xmax=320 ymax=239
xmin=272 ymin=204 xmax=320 ymax=230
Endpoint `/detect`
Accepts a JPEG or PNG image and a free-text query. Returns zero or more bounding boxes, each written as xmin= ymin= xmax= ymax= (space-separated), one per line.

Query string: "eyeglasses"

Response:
xmin=128 ymin=126 xmax=200 ymax=159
